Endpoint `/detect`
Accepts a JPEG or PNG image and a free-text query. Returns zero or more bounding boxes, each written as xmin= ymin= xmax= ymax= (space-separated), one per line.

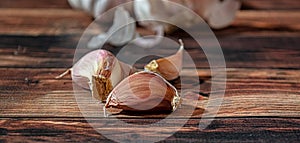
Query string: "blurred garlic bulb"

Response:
xmin=104 ymin=71 xmax=181 ymax=115
xmin=68 ymin=0 xmax=241 ymax=32
xmin=68 ymin=0 xmax=132 ymax=18
xmin=88 ymin=6 xmax=136 ymax=49
xmin=195 ymin=0 xmax=242 ymax=29
xmin=87 ymin=6 xmax=164 ymax=49
xmin=144 ymin=39 xmax=184 ymax=80
xmin=70 ymin=49 xmax=135 ymax=101
xmin=134 ymin=0 xmax=197 ymax=33
xmin=134 ymin=0 xmax=241 ymax=30
xmin=69 ymin=0 xmax=240 ymax=49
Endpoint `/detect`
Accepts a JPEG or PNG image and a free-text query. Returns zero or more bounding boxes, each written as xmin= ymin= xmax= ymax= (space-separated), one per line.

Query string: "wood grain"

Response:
xmin=0 ymin=0 xmax=299 ymax=142
xmin=0 ymin=0 xmax=299 ymax=10
xmin=0 ymin=8 xmax=299 ymax=35
xmin=0 ymin=0 xmax=70 ymax=9
xmin=0 ymin=34 xmax=299 ymax=69
xmin=0 ymin=118 xmax=299 ymax=142
xmin=242 ymin=0 xmax=300 ymax=10
xmin=0 ymin=68 xmax=299 ymax=118
xmin=0 ymin=9 xmax=91 ymax=35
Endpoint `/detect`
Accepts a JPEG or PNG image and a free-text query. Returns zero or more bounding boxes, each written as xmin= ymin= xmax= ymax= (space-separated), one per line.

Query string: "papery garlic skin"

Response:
xmin=134 ymin=0 xmax=241 ymax=30
xmin=144 ymin=39 xmax=184 ymax=81
xmin=69 ymin=0 xmax=241 ymax=30
xmin=204 ymin=0 xmax=241 ymax=29
xmin=69 ymin=0 xmax=241 ymax=49
xmin=68 ymin=0 xmax=132 ymax=18
xmin=104 ymin=71 xmax=181 ymax=115
xmin=88 ymin=7 xmax=136 ymax=49
xmin=71 ymin=49 xmax=134 ymax=101
xmin=134 ymin=0 xmax=198 ymax=33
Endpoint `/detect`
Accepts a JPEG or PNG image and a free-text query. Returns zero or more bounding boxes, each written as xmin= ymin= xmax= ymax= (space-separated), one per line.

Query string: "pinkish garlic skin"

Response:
xmin=104 ymin=71 xmax=181 ymax=115
xmin=71 ymin=49 xmax=133 ymax=90
xmin=70 ymin=49 xmax=135 ymax=101
xmin=72 ymin=50 xmax=105 ymax=89
xmin=96 ymin=50 xmax=115 ymax=78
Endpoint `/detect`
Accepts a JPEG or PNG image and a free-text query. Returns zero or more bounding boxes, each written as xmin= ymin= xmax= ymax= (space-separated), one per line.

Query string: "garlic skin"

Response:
xmin=202 ymin=0 xmax=241 ymax=29
xmin=104 ymin=71 xmax=181 ymax=115
xmin=134 ymin=0 xmax=241 ymax=30
xmin=134 ymin=0 xmax=197 ymax=33
xmin=144 ymin=40 xmax=184 ymax=81
xmin=71 ymin=49 xmax=134 ymax=101
xmin=69 ymin=0 xmax=241 ymax=31
xmin=69 ymin=0 xmax=240 ymax=49
xmin=68 ymin=0 xmax=132 ymax=18
xmin=88 ymin=6 xmax=136 ymax=49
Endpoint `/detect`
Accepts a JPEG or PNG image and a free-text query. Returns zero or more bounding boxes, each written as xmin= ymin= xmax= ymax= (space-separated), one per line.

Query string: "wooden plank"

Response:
xmin=0 ymin=0 xmax=299 ymax=10
xmin=214 ymin=10 xmax=300 ymax=36
xmin=0 ymin=0 xmax=70 ymax=9
xmin=0 ymin=34 xmax=299 ymax=69
xmin=0 ymin=118 xmax=299 ymax=142
xmin=0 ymin=9 xmax=299 ymax=35
xmin=228 ymin=10 xmax=300 ymax=35
xmin=0 ymin=68 xmax=299 ymax=118
xmin=0 ymin=9 xmax=92 ymax=35
xmin=242 ymin=0 xmax=300 ymax=10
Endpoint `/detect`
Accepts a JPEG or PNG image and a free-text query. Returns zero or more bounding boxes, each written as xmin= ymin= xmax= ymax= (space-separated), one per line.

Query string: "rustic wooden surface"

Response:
xmin=0 ymin=0 xmax=299 ymax=142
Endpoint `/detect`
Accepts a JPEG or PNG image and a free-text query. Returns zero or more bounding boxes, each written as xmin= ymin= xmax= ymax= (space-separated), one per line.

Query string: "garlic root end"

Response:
xmin=55 ymin=68 xmax=72 ymax=79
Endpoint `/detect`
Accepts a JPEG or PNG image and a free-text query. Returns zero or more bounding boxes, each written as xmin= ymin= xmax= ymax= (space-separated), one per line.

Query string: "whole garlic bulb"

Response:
xmin=104 ymin=71 xmax=181 ymax=115
xmin=68 ymin=0 xmax=133 ymax=18
xmin=134 ymin=0 xmax=241 ymax=30
xmin=69 ymin=0 xmax=241 ymax=30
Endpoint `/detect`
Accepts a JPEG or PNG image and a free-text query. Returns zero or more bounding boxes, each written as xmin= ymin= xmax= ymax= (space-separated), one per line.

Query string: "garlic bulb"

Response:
xmin=69 ymin=0 xmax=241 ymax=30
xmin=104 ymin=71 xmax=181 ymax=115
xmin=144 ymin=39 xmax=184 ymax=80
xmin=88 ymin=6 xmax=136 ymax=49
xmin=201 ymin=0 xmax=241 ymax=29
xmin=134 ymin=0 xmax=241 ymax=30
xmin=71 ymin=49 xmax=135 ymax=101
xmin=68 ymin=0 xmax=132 ymax=18
xmin=134 ymin=0 xmax=198 ymax=33
xmin=69 ymin=0 xmax=240 ymax=49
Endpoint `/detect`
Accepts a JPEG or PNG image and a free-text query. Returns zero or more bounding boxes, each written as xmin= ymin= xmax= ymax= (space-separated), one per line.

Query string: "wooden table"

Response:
xmin=0 ymin=0 xmax=299 ymax=142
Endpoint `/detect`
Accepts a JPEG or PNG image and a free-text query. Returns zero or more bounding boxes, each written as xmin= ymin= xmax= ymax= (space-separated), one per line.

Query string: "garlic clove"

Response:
xmin=71 ymin=49 xmax=135 ymax=101
xmin=144 ymin=39 xmax=184 ymax=81
xmin=104 ymin=71 xmax=181 ymax=115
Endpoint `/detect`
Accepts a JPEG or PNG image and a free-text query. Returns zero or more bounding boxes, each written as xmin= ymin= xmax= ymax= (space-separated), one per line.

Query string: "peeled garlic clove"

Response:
xmin=104 ymin=71 xmax=181 ymax=115
xmin=144 ymin=39 xmax=184 ymax=81
xmin=71 ymin=49 xmax=135 ymax=101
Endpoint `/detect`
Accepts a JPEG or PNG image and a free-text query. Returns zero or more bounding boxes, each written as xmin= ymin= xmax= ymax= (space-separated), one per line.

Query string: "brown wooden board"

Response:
xmin=0 ymin=118 xmax=299 ymax=142
xmin=0 ymin=68 xmax=299 ymax=118
xmin=242 ymin=0 xmax=300 ymax=10
xmin=0 ymin=0 xmax=71 ymax=9
xmin=0 ymin=34 xmax=299 ymax=69
xmin=0 ymin=9 xmax=299 ymax=35
xmin=0 ymin=0 xmax=299 ymax=10
xmin=0 ymin=0 xmax=299 ymax=142
xmin=0 ymin=9 xmax=92 ymax=35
